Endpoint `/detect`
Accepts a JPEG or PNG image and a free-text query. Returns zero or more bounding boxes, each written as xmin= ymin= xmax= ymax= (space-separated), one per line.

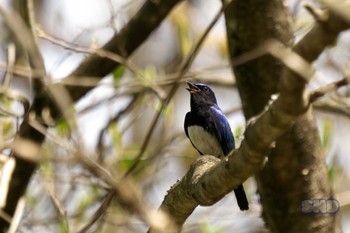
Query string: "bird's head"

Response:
xmin=186 ymin=82 xmax=217 ymax=106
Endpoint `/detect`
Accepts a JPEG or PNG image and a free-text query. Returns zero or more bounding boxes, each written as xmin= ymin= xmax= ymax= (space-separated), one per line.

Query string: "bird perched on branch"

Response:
xmin=184 ymin=82 xmax=248 ymax=211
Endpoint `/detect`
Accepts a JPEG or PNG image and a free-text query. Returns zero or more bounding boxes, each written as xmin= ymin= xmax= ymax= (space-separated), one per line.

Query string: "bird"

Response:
xmin=184 ymin=82 xmax=249 ymax=211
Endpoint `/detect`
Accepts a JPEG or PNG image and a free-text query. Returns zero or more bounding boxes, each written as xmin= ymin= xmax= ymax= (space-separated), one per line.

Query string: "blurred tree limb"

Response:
xmin=0 ymin=1 xmax=50 ymax=230
xmin=314 ymin=98 xmax=350 ymax=118
xmin=124 ymin=0 xmax=230 ymax=177
xmin=151 ymin=0 xmax=350 ymax=232
xmin=66 ymin=0 xmax=183 ymax=101
xmin=0 ymin=0 xmax=182 ymax=231
xmin=1 ymin=0 xmax=349 ymax=232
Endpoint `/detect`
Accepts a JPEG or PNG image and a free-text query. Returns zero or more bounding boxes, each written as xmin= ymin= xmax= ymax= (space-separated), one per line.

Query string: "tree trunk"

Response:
xmin=224 ymin=0 xmax=341 ymax=232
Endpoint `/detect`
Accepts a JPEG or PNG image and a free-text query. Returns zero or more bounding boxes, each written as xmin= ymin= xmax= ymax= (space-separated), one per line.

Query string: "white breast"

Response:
xmin=187 ymin=125 xmax=224 ymax=157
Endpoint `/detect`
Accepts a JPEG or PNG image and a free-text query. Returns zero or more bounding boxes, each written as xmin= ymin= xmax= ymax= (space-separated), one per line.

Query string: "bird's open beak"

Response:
xmin=186 ymin=82 xmax=200 ymax=94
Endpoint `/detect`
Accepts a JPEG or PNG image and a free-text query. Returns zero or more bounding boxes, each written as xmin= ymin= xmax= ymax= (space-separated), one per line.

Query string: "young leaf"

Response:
xmin=112 ymin=65 xmax=125 ymax=81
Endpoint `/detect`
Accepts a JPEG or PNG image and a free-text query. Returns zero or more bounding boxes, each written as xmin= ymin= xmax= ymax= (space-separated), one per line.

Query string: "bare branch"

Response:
xmin=314 ymin=99 xmax=350 ymax=118
xmin=310 ymin=77 xmax=349 ymax=102
xmin=124 ymin=0 xmax=232 ymax=177
xmin=151 ymin=2 xmax=350 ymax=231
xmin=36 ymin=27 xmax=138 ymax=74
xmin=77 ymin=190 xmax=115 ymax=233
xmin=74 ymin=148 xmax=177 ymax=233
xmin=0 ymin=2 xmax=48 ymax=230
xmin=65 ymin=0 xmax=183 ymax=101
xmin=0 ymin=0 xmax=182 ymax=230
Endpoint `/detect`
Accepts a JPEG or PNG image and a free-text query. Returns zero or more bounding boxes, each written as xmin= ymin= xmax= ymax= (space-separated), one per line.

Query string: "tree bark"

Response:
xmin=223 ymin=0 xmax=293 ymax=119
xmin=256 ymin=111 xmax=339 ymax=233
xmin=151 ymin=1 xmax=349 ymax=232
xmin=224 ymin=0 xmax=346 ymax=232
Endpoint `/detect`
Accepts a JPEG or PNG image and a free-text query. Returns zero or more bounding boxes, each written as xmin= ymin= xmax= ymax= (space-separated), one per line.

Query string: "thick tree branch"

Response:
xmin=0 ymin=2 xmax=49 ymax=230
xmin=65 ymin=0 xmax=183 ymax=101
xmin=152 ymin=1 xmax=350 ymax=232
xmin=240 ymin=0 xmax=349 ymax=232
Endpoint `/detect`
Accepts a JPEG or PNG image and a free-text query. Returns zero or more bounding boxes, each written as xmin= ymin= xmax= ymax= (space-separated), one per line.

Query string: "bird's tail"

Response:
xmin=234 ymin=184 xmax=249 ymax=211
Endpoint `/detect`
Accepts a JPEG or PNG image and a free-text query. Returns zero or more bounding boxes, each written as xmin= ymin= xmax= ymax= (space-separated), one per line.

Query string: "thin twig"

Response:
xmin=310 ymin=77 xmax=349 ymax=102
xmin=77 ymin=190 xmax=115 ymax=233
xmin=2 ymin=44 xmax=16 ymax=88
xmin=314 ymin=99 xmax=350 ymax=118
xmin=46 ymin=183 xmax=69 ymax=232
xmin=36 ymin=27 xmax=139 ymax=74
xmin=124 ymin=0 xmax=235 ymax=177
xmin=97 ymin=94 xmax=140 ymax=161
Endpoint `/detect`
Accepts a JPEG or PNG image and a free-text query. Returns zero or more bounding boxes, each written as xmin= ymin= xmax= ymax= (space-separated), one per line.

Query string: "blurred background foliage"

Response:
xmin=0 ymin=0 xmax=350 ymax=232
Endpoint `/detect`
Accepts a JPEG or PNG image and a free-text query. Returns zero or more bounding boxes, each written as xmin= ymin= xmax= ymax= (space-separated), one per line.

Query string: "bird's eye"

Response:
xmin=203 ymin=86 xmax=209 ymax=92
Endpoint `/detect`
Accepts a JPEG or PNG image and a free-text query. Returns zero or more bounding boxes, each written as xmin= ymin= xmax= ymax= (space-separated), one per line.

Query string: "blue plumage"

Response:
xmin=184 ymin=82 xmax=248 ymax=211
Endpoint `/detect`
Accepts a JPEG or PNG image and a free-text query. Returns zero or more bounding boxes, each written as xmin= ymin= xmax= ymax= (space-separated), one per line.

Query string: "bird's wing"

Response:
xmin=184 ymin=112 xmax=191 ymax=138
xmin=209 ymin=106 xmax=235 ymax=155
xmin=184 ymin=112 xmax=204 ymax=155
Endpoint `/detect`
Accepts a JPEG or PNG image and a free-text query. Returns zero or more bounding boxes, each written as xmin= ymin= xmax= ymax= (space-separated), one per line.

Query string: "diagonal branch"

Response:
xmin=0 ymin=1 xmax=73 ymax=230
xmin=124 ymin=1 xmax=232 ymax=177
xmin=151 ymin=2 xmax=350 ymax=232
xmin=65 ymin=0 xmax=183 ymax=101
xmin=310 ymin=77 xmax=349 ymax=102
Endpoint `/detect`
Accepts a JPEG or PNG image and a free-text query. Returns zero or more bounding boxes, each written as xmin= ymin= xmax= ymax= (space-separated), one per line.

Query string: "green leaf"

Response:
xmin=41 ymin=160 xmax=53 ymax=175
xmin=109 ymin=123 xmax=122 ymax=150
xmin=77 ymin=185 xmax=99 ymax=216
xmin=59 ymin=219 xmax=69 ymax=233
xmin=328 ymin=164 xmax=336 ymax=181
xmin=118 ymin=153 xmax=145 ymax=172
xmin=119 ymin=158 xmax=138 ymax=171
xmin=25 ymin=194 xmax=37 ymax=207
xmin=154 ymin=99 xmax=163 ymax=113
xmin=328 ymin=160 xmax=340 ymax=184
xmin=171 ymin=7 xmax=192 ymax=58
xmin=0 ymin=95 xmax=12 ymax=108
xmin=138 ymin=65 xmax=157 ymax=83
xmin=56 ymin=119 xmax=70 ymax=136
xmin=2 ymin=118 xmax=14 ymax=138
xmin=112 ymin=65 xmax=125 ymax=81
xmin=200 ymin=221 xmax=225 ymax=233
xmin=234 ymin=126 xmax=242 ymax=139
xmin=321 ymin=120 xmax=333 ymax=149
